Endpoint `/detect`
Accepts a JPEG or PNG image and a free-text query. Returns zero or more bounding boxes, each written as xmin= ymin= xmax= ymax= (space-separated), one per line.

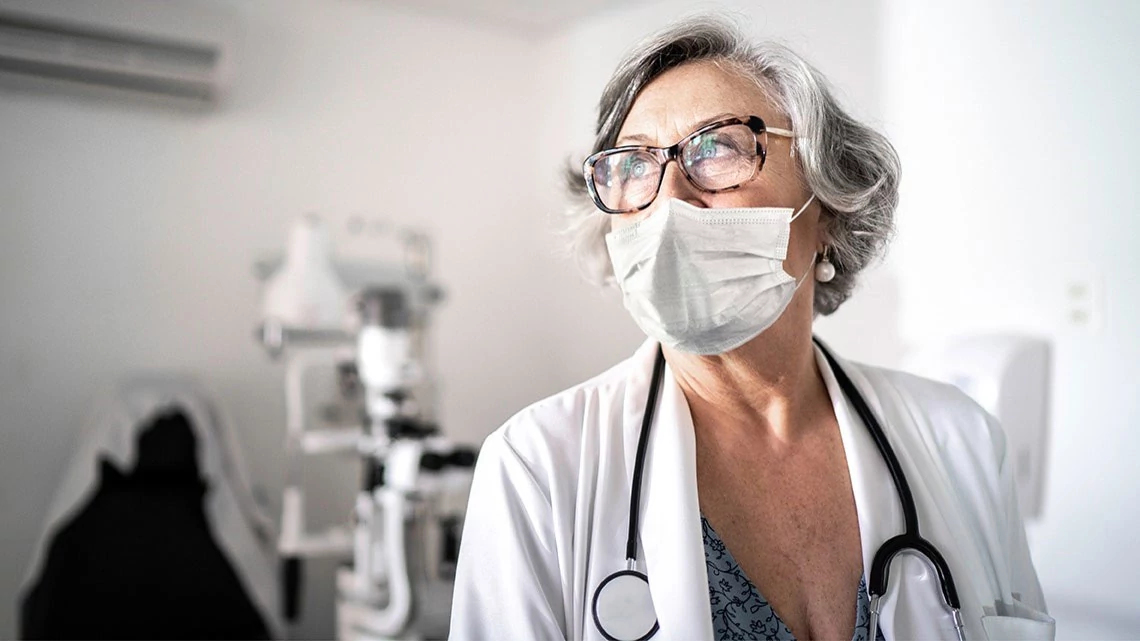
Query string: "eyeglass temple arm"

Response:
xmin=766 ymin=126 xmax=795 ymax=138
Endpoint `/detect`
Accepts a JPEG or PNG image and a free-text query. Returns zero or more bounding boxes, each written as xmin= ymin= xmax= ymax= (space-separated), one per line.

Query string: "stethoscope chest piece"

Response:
xmin=592 ymin=569 xmax=659 ymax=641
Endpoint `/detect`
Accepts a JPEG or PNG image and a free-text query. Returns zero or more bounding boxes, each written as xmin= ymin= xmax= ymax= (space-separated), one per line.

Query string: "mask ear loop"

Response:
xmin=790 ymin=193 xmax=816 ymax=223
xmin=788 ymin=193 xmax=816 ymax=285
xmin=789 ymin=194 xmax=818 ymax=288
xmin=794 ymin=252 xmax=817 ymax=289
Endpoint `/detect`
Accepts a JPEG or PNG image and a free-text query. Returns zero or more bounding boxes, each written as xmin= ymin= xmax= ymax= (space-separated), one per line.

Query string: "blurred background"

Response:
xmin=0 ymin=0 xmax=1137 ymax=639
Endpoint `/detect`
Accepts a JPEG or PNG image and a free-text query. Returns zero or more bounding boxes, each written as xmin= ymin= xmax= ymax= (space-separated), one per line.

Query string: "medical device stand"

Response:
xmin=257 ymin=232 xmax=474 ymax=641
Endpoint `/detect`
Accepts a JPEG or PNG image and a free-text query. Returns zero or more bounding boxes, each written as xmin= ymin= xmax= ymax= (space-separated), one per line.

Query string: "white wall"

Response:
xmin=882 ymin=0 xmax=1140 ymax=636
xmin=0 ymin=0 xmax=555 ymax=638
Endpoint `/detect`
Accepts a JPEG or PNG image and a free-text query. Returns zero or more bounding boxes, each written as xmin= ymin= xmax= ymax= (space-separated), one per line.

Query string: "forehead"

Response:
xmin=616 ymin=60 xmax=780 ymax=146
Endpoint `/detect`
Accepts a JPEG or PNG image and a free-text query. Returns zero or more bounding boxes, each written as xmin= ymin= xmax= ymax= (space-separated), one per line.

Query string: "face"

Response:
xmin=611 ymin=60 xmax=825 ymax=282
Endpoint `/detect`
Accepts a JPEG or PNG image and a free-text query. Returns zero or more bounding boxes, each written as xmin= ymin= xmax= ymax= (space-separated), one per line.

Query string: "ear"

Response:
xmin=815 ymin=204 xmax=834 ymax=252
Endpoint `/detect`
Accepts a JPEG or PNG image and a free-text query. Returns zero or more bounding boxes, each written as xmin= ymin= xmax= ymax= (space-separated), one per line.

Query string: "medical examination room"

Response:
xmin=1 ymin=0 xmax=1138 ymax=639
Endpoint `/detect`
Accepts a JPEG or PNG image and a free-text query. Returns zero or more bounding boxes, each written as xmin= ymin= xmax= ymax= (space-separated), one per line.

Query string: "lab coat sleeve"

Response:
xmin=989 ymin=413 xmax=1049 ymax=613
xmin=449 ymin=429 xmax=567 ymax=640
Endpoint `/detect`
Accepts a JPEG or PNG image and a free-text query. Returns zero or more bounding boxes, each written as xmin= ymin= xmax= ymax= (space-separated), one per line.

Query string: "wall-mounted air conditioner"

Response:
xmin=0 ymin=9 xmax=229 ymax=103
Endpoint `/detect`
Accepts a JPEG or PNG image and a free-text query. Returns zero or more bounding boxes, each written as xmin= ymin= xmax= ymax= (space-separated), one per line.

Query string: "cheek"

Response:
xmin=730 ymin=164 xmax=806 ymax=208
xmin=704 ymin=182 xmax=793 ymax=209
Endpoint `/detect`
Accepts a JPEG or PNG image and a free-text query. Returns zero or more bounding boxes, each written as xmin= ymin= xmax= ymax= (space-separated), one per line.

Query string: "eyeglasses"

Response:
xmin=582 ymin=115 xmax=794 ymax=214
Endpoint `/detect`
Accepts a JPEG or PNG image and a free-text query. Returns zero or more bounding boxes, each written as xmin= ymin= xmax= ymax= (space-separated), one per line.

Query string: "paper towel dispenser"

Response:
xmin=905 ymin=334 xmax=1051 ymax=520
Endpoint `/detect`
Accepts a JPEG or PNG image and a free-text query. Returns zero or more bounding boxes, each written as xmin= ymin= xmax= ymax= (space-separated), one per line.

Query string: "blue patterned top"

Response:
xmin=702 ymin=516 xmax=884 ymax=641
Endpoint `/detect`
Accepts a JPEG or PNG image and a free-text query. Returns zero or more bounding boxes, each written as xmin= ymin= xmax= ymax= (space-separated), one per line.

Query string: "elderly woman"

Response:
xmin=450 ymin=16 xmax=1052 ymax=641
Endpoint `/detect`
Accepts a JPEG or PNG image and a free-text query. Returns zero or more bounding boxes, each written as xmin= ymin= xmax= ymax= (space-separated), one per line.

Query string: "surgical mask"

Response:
xmin=605 ymin=195 xmax=816 ymax=355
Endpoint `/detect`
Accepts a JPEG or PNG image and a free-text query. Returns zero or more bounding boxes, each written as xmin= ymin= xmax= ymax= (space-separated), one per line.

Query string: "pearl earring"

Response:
xmin=815 ymin=245 xmax=836 ymax=283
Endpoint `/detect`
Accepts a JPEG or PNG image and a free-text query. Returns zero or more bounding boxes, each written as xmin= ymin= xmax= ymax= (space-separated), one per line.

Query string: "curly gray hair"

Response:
xmin=562 ymin=14 xmax=900 ymax=316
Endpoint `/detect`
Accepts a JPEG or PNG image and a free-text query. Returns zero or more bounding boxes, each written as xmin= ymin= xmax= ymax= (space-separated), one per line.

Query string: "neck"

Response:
xmin=664 ymin=316 xmax=829 ymax=446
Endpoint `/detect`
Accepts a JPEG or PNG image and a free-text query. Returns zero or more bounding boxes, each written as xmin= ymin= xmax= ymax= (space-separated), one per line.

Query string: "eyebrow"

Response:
xmin=616 ymin=112 xmax=738 ymax=146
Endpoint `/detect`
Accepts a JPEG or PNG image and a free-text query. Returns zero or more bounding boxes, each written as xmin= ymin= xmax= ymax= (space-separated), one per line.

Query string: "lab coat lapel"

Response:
xmin=636 ymin=347 xmax=714 ymax=641
xmin=815 ymin=344 xmax=911 ymax=639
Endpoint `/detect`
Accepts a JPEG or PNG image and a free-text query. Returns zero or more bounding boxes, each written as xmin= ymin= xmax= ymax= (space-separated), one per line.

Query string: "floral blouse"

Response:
xmin=702 ymin=516 xmax=885 ymax=641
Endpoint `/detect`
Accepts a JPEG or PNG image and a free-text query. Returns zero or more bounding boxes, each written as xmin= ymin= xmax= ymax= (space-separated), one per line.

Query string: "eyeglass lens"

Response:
xmin=590 ymin=123 xmax=761 ymax=212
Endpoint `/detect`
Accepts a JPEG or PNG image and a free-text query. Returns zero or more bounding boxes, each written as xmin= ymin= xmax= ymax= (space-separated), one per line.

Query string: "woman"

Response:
xmin=450 ymin=15 xmax=1052 ymax=641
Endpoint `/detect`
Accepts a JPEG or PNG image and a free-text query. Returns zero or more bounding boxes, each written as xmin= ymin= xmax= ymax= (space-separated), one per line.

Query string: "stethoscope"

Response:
xmin=591 ymin=339 xmax=967 ymax=641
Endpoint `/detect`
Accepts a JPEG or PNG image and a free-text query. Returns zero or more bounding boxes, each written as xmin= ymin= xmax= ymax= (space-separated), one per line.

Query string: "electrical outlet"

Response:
xmin=1064 ymin=275 xmax=1103 ymax=332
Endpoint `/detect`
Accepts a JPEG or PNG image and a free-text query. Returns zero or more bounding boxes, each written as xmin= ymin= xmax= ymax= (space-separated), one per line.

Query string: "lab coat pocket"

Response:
xmin=980 ymin=597 xmax=1055 ymax=641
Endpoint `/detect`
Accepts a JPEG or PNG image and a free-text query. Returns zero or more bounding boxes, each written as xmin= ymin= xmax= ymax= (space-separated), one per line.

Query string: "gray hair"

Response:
xmin=562 ymin=14 xmax=900 ymax=316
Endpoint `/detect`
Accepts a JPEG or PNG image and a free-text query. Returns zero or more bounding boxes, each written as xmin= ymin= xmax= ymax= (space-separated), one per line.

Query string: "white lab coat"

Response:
xmin=450 ymin=339 xmax=1054 ymax=640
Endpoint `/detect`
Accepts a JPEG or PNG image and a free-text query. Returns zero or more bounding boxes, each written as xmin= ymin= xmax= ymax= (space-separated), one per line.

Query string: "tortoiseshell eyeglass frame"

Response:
xmin=582 ymin=115 xmax=795 ymax=215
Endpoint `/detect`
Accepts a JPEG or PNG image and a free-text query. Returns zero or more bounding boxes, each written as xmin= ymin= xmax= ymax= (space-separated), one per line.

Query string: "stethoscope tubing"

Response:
xmin=814 ymin=339 xmax=962 ymax=612
xmin=625 ymin=347 xmax=666 ymax=562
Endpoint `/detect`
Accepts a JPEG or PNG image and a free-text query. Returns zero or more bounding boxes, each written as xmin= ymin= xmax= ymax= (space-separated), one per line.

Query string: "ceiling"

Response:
xmin=380 ymin=0 xmax=653 ymax=35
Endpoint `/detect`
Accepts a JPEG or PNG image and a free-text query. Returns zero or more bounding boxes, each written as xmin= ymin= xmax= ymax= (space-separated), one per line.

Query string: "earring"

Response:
xmin=815 ymin=245 xmax=836 ymax=283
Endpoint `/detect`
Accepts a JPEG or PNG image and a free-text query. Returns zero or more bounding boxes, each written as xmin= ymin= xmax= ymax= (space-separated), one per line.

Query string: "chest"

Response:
xmin=695 ymin=427 xmax=865 ymax=640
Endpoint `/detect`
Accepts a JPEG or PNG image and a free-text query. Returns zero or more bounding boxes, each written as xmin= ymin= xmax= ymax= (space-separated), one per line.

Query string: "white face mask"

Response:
xmin=605 ymin=195 xmax=816 ymax=355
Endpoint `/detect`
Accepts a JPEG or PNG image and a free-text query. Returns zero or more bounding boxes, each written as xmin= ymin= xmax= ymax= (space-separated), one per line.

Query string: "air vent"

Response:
xmin=0 ymin=10 xmax=225 ymax=102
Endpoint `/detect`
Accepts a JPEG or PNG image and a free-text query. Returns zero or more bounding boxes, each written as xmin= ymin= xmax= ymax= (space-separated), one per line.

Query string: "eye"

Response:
xmin=704 ymin=134 xmax=745 ymax=158
xmin=687 ymin=135 xmax=745 ymax=167
xmin=697 ymin=137 xmax=721 ymax=158
xmin=620 ymin=155 xmax=655 ymax=181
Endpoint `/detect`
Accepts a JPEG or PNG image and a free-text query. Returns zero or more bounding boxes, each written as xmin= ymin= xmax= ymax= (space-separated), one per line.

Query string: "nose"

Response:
xmin=656 ymin=160 xmax=707 ymax=209
xmin=614 ymin=159 xmax=708 ymax=228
